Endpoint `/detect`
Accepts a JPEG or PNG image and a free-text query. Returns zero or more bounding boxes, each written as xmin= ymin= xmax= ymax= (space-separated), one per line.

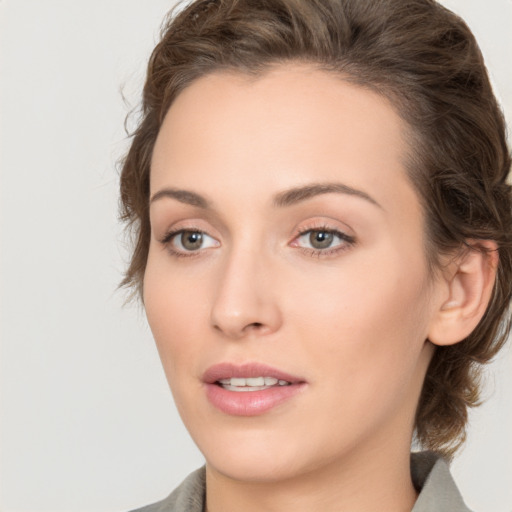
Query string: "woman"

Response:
xmin=120 ymin=0 xmax=512 ymax=510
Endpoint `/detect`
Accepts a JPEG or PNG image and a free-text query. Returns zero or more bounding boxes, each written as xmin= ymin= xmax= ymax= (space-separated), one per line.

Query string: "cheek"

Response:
xmin=143 ymin=250 xmax=207 ymax=374
xmin=143 ymin=255 xmax=215 ymax=423
xmin=288 ymin=243 xmax=432 ymax=388
xmin=278 ymin=249 xmax=433 ymax=452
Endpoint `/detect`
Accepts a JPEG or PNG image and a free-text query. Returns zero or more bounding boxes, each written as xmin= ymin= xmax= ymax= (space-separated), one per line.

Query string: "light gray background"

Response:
xmin=1 ymin=1 xmax=511 ymax=511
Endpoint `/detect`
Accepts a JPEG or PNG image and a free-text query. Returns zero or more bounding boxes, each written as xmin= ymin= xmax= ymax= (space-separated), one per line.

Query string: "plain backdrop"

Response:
xmin=1 ymin=1 xmax=511 ymax=511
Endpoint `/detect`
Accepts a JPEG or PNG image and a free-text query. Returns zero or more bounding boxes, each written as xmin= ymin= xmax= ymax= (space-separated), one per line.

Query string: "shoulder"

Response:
xmin=128 ymin=467 xmax=206 ymax=512
xmin=411 ymin=451 xmax=472 ymax=512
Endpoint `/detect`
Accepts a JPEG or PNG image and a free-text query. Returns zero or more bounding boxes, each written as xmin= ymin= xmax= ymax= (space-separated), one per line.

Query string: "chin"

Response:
xmin=194 ymin=426 xmax=312 ymax=482
xmin=207 ymin=451 xmax=304 ymax=483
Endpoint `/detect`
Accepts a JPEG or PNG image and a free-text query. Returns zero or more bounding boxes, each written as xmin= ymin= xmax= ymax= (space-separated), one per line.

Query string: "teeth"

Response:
xmin=217 ymin=376 xmax=290 ymax=388
xmin=246 ymin=377 xmax=265 ymax=386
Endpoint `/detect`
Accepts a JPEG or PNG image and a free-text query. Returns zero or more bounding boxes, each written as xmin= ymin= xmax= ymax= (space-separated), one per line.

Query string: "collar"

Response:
xmin=131 ymin=451 xmax=471 ymax=512
xmin=411 ymin=451 xmax=472 ymax=512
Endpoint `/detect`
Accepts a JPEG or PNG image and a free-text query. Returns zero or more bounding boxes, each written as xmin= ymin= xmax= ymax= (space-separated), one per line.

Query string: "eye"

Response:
xmin=293 ymin=228 xmax=355 ymax=254
xmin=303 ymin=230 xmax=336 ymax=250
xmin=163 ymin=229 xmax=220 ymax=254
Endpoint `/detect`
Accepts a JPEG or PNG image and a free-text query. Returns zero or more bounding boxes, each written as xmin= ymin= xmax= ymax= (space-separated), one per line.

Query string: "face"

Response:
xmin=144 ymin=64 xmax=440 ymax=483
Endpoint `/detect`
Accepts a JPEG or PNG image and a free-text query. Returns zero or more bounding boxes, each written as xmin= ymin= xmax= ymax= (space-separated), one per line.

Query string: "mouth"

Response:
xmin=216 ymin=376 xmax=293 ymax=392
xmin=203 ymin=361 xmax=304 ymax=387
xmin=202 ymin=362 xmax=306 ymax=416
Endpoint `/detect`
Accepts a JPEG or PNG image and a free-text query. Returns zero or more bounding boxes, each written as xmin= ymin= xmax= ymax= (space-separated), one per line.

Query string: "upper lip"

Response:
xmin=203 ymin=362 xmax=305 ymax=384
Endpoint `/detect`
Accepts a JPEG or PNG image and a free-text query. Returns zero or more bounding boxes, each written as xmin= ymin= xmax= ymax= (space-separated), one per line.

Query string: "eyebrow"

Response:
xmin=150 ymin=182 xmax=382 ymax=210
xmin=272 ymin=182 xmax=382 ymax=209
xmin=150 ymin=188 xmax=210 ymax=208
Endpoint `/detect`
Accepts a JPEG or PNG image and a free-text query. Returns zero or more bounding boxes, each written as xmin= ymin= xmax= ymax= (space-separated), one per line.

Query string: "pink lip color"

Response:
xmin=203 ymin=362 xmax=306 ymax=417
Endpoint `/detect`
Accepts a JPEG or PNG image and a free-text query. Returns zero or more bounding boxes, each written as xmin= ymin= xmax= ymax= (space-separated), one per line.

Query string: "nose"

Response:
xmin=210 ymin=246 xmax=282 ymax=340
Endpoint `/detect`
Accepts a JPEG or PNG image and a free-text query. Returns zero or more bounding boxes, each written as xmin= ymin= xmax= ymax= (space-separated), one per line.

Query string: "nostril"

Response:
xmin=244 ymin=322 xmax=267 ymax=334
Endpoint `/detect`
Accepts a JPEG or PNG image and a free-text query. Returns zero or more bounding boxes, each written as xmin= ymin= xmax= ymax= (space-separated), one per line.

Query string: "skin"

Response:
xmin=143 ymin=63 xmax=494 ymax=512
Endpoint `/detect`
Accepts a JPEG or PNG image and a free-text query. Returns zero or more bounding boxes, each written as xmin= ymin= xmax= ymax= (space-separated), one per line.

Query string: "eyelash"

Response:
xmin=294 ymin=226 xmax=356 ymax=258
xmin=159 ymin=226 xmax=356 ymax=259
xmin=159 ymin=229 xmax=213 ymax=259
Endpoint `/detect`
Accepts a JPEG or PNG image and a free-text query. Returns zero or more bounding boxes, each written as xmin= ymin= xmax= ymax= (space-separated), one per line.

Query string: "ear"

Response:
xmin=428 ymin=241 xmax=499 ymax=346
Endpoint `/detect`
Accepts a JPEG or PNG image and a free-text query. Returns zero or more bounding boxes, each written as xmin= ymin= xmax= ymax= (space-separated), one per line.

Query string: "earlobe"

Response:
xmin=428 ymin=241 xmax=498 ymax=346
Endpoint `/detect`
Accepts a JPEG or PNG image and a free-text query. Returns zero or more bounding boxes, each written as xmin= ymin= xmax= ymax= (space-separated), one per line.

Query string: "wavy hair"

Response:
xmin=119 ymin=0 xmax=512 ymax=458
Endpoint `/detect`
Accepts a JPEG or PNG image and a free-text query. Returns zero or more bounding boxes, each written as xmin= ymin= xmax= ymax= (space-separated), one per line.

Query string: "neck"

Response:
xmin=205 ymin=435 xmax=418 ymax=512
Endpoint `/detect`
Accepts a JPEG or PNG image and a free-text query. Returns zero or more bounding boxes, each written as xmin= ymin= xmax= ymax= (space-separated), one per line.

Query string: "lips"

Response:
xmin=202 ymin=362 xmax=304 ymax=384
xmin=203 ymin=362 xmax=306 ymax=416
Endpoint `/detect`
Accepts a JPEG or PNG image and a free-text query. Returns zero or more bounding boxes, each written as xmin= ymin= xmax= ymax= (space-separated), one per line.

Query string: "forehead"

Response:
xmin=150 ymin=63 xmax=417 ymax=219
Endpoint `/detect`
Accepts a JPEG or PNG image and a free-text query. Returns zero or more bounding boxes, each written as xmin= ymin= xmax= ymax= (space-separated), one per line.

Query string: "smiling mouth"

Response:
xmin=204 ymin=363 xmax=305 ymax=415
xmin=216 ymin=376 xmax=292 ymax=391
xmin=203 ymin=362 xmax=303 ymax=387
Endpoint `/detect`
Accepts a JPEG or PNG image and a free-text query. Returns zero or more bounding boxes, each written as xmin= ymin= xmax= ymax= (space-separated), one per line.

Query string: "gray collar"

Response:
xmin=411 ymin=451 xmax=472 ymax=512
xmin=131 ymin=451 xmax=471 ymax=512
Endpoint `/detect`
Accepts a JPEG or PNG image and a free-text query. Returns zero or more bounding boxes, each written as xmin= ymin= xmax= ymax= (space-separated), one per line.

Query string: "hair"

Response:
xmin=119 ymin=0 xmax=512 ymax=458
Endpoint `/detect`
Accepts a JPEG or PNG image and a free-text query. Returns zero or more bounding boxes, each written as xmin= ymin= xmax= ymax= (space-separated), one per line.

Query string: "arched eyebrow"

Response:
xmin=150 ymin=182 xmax=382 ymax=210
xmin=273 ymin=182 xmax=382 ymax=209
xmin=150 ymin=188 xmax=210 ymax=208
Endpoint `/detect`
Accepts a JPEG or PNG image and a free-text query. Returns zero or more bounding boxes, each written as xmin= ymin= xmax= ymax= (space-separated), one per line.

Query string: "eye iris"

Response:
xmin=309 ymin=230 xmax=334 ymax=249
xmin=181 ymin=231 xmax=203 ymax=250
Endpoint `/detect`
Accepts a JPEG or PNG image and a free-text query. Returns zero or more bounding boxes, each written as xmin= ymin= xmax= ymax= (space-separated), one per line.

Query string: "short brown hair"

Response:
xmin=119 ymin=0 xmax=512 ymax=457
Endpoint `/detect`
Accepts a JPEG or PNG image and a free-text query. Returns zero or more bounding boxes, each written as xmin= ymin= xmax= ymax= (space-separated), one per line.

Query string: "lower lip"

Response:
xmin=205 ymin=383 xmax=305 ymax=416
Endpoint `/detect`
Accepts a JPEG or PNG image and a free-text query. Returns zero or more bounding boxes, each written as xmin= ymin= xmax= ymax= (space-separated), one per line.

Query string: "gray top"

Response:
xmin=130 ymin=451 xmax=471 ymax=512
